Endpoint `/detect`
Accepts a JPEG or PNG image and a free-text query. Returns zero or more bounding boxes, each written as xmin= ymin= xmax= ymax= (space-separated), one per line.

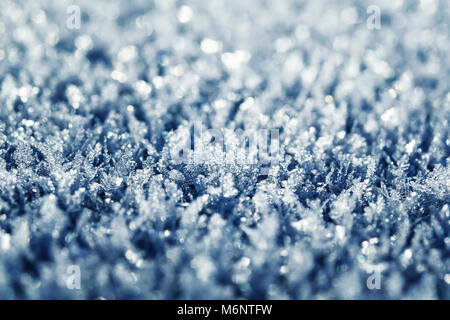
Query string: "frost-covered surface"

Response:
xmin=0 ymin=0 xmax=449 ymax=299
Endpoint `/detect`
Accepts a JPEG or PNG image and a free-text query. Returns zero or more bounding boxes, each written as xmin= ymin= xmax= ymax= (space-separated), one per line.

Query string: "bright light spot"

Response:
xmin=23 ymin=119 xmax=34 ymax=127
xmin=135 ymin=80 xmax=152 ymax=96
xmin=18 ymin=86 xmax=31 ymax=102
xmin=177 ymin=5 xmax=193 ymax=23
xmin=201 ymin=38 xmax=222 ymax=54
xmin=445 ymin=274 xmax=450 ymax=284
xmin=75 ymin=35 xmax=93 ymax=51
xmin=118 ymin=45 xmax=137 ymax=62
xmin=125 ymin=249 xmax=139 ymax=264
xmin=152 ymin=76 xmax=164 ymax=89
xmin=221 ymin=50 xmax=251 ymax=70
xmin=381 ymin=107 xmax=398 ymax=123
xmin=1 ymin=233 xmax=10 ymax=251
xmin=337 ymin=131 xmax=346 ymax=139
xmin=405 ymin=139 xmax=416 ymax=154
xmin=111 ymin=70 xmax=127 ymax=83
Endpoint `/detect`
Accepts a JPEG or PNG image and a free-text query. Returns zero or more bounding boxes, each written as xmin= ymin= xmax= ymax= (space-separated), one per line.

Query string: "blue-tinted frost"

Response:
xmin=0 ymin=0 xmax=449 ymax=299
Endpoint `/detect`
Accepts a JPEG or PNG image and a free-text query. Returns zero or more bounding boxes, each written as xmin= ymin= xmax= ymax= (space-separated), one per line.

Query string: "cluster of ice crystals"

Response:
xmin=0 ymin=0 xmax=448 ymax=299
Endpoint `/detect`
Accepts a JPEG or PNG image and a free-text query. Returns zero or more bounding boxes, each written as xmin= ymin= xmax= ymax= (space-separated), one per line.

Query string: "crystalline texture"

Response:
xmin=0 ymin=0 xmax=448 ymax=300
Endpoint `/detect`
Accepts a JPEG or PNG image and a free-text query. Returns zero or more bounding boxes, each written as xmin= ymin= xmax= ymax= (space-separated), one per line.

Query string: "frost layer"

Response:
xmin=0 ymin=0 xmax=449 ymax=299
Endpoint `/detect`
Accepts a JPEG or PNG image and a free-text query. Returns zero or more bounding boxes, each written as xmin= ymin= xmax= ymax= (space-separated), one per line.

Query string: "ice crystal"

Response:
xmin=0 ymin=0 xmax=448 ymax=299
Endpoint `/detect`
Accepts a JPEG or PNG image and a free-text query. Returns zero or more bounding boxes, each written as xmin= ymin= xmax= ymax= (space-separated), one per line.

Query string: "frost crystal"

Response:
xmin=0 ymin=0 xmax=448 ymax=300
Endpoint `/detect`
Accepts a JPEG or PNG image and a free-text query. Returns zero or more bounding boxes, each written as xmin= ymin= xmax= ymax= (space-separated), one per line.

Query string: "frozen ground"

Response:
xmin=0 ymin=0 xmax=449 ymax=299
